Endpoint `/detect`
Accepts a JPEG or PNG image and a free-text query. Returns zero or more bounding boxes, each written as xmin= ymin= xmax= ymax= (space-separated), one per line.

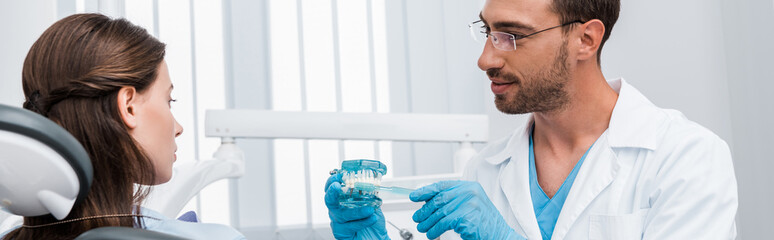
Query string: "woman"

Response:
xmin=2 ymin=13 xmax=244 ymax=239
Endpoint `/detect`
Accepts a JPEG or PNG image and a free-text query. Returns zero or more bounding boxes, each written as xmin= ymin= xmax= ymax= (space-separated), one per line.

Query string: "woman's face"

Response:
xmin=130 ymin=60 xmax=183 ymax=184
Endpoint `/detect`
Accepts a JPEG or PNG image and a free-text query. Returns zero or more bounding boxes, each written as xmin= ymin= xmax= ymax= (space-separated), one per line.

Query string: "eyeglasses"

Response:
xmin=468 ymin=20 xmax=583 ymax=51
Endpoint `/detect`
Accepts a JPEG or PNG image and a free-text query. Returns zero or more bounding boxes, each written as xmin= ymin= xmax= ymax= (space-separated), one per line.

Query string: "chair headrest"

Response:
xmin=0 ymin=104 xmax=92 ymax=220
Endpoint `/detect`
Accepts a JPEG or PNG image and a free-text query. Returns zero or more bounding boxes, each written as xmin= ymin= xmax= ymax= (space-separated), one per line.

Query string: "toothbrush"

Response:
xmin=354 ymin=182 xmax=415 ymax=195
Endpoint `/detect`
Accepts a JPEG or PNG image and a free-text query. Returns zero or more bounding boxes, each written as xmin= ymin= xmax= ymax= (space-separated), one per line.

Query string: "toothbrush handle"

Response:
xmin=382 ymin=186 xmax=415 ymax=195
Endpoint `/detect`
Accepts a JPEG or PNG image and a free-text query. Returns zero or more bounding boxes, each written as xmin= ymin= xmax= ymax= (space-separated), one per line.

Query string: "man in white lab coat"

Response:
xmin=325 ymin=0 xmax=738 ymax=239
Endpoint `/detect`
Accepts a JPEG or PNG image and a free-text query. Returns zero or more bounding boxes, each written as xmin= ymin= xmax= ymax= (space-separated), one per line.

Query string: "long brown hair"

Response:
xmin=4 ymin=13 xmax=165 ymax=239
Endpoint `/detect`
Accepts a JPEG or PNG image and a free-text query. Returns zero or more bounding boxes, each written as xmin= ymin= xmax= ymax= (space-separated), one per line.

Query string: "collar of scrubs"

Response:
xmin=485 ymin=78 xmax=666 ymax=165
xmin=529 ymin=127 xmax=595 ymax=240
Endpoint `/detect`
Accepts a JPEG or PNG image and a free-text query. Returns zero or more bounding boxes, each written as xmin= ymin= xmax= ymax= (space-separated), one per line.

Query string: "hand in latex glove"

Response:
xmin=410 ymin=180 xmax=525 ymax=240
xmin=325 ymin=173 xmax=390 ymax=240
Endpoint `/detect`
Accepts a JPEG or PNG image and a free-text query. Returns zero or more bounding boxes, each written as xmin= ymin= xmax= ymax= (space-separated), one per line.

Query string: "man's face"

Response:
xmin=478 ymin=0 xmax=573 ymax=114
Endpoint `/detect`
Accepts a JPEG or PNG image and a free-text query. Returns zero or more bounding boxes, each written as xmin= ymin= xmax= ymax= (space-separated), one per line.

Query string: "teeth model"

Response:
xmin=342 ymin=169 xmax=382 ymax=194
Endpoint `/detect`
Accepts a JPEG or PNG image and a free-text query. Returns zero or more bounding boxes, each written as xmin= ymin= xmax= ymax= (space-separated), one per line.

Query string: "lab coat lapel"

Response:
xmin=551 ymin=134 xmax=621 ymax=239
xmin=498 ymin=122 xmax=543 ymax=240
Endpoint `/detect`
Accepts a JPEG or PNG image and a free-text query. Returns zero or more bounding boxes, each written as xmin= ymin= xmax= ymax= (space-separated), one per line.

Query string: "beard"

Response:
xmin=491 ymin=40 xmax=571 ymax=114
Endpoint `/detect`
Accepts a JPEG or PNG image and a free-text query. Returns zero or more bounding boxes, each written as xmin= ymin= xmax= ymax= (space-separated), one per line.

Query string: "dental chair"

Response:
xmin=0 ymin=103 xmax=186 ymax=239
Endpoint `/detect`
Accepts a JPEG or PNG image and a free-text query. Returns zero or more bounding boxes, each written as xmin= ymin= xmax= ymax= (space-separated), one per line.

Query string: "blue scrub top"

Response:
xmin=529 ymin=130 xmax=594 ymax=240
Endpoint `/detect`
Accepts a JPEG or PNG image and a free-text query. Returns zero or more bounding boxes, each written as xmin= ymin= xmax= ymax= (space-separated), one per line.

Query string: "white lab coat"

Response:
xmin=463 ymin=79 xmax=738 ymax=240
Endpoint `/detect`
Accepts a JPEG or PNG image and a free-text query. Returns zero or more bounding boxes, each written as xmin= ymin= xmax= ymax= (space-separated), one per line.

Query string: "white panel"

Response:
xmin=193 ymin=0 xmax=226 ymax=162
xmin=371 ymin=0 xmax=390 ymax=114
xmin=270 ymin=0 xmax=302 ymax=111
xmin=602 ymin=0 xmax=733 ymax=142
xmin=442 ymin=0 xmax=486 ymax=115
xmin=206 ymin=110 xmax=489 ymax=142
xmin=337 ymin=0 xmax=373 ymax=113
xmin=0 ymin=0 xmax=58 ymax=107
xmin=383 ymin=0 xmax=410 ymax=113
xmin=124 ymin=0 xmax=154 ymax=34
xmin=191 ymin=0 xmax=229 ymax=225
xmin=719 ymin=0 xmax=774 ymax=238
xmin=343 ymin=140 xmax=376 ymax=160
xmin=383 ymin=0 xmax=414 ymax=177
xmin=404 ymin=0 xmax=448 ymax=114
xmin=301 ymin=0 xmax=337 ymax=112
xmin=223 ymin=0 xmax=276 ymax=229
xmin=403 ymin=0 xmax=455 ymax=176
xmin=273 ymin=139 xmax=307 ymax=226
xmin=378 ymin=141 xmax=394 ymax=178
xmin=57 ymin=0 xmax=76 ymax=19
xmin=97 ymin=0 xmax=124 ymax=17
xmin=269 ymin=0 xmax=307 ymax=228
xmin=83 ymin=0 xmax=98 ymax=12
xmin=226 ymin=0 xmax=272 ymax=110
xmin=307 ymin=140 xmax=340 ymax=224
xmin=76 ymin=0 xmax=86 ymax=12
xmin=196 ymin=177 xmax=231 ymax=221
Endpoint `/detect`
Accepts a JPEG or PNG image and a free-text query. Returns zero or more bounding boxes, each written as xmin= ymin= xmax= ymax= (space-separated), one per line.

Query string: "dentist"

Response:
xmin=325 ymin=0 xmax=738 ymax=239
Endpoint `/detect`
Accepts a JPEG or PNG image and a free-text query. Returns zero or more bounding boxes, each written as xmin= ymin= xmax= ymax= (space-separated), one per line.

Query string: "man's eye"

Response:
xmin=510 ymin=32 xmax=527 ymax=40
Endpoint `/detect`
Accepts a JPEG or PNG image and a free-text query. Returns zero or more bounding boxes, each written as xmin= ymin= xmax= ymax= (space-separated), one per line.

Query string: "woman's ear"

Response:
xmin=117 ymin=86 xmax=139 ymax=129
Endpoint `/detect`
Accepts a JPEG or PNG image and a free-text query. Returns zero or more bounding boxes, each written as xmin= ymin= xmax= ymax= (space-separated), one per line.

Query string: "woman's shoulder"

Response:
xmin=140 ymin=207 xmax=245 ymax=240
xmin=1 ymin=225 xmax=21 ymax=240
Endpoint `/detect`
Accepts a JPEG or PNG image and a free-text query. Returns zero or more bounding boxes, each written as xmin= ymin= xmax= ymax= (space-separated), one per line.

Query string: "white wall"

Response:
xmin=602 ymin=0 xmax=734 ymax=142
xmin=719 ymin=0 xmax=774 ymax=239
xmin=0 ymin=0 xmax=61 ymax=107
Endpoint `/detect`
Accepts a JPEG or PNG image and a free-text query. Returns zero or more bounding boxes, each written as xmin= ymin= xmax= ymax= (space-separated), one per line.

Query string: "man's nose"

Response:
xmin=477 ymin=38 xmax=504 ymax=71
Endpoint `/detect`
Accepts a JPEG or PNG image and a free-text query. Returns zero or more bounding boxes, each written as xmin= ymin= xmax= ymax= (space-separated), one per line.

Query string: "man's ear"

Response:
xmin=576 ymin=19 xmax=605 ymax=62
xmin=117 ymin=86 xmax=139 ymax=129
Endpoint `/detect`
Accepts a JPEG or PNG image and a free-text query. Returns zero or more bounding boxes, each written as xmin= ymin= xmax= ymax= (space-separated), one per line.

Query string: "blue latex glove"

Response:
xmin=325 ymin=173 xmax=390 ymax=240
xmin=410 ymin=180 xmax=526 ymax=240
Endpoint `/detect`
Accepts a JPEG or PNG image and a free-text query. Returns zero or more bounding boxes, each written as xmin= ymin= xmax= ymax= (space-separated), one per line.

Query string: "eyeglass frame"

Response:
xmin=468 ymin=19 xmax=584 ymax=51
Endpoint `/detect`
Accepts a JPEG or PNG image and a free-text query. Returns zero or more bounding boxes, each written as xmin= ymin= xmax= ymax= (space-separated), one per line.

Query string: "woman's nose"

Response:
xmin=174 ymin=119 xmax=183 ymax=137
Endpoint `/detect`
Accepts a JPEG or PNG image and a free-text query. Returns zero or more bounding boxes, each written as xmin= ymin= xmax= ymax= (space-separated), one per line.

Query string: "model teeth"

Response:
xmin=341 ymin=169 xmax=382 ymax=193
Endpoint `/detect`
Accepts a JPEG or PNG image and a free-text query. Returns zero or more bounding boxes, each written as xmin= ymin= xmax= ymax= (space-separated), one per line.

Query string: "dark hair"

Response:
xmin=551 ymin=0 xmax=620 ymax=64
xmin=5 ymin=13 xmax=165 ymax=239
